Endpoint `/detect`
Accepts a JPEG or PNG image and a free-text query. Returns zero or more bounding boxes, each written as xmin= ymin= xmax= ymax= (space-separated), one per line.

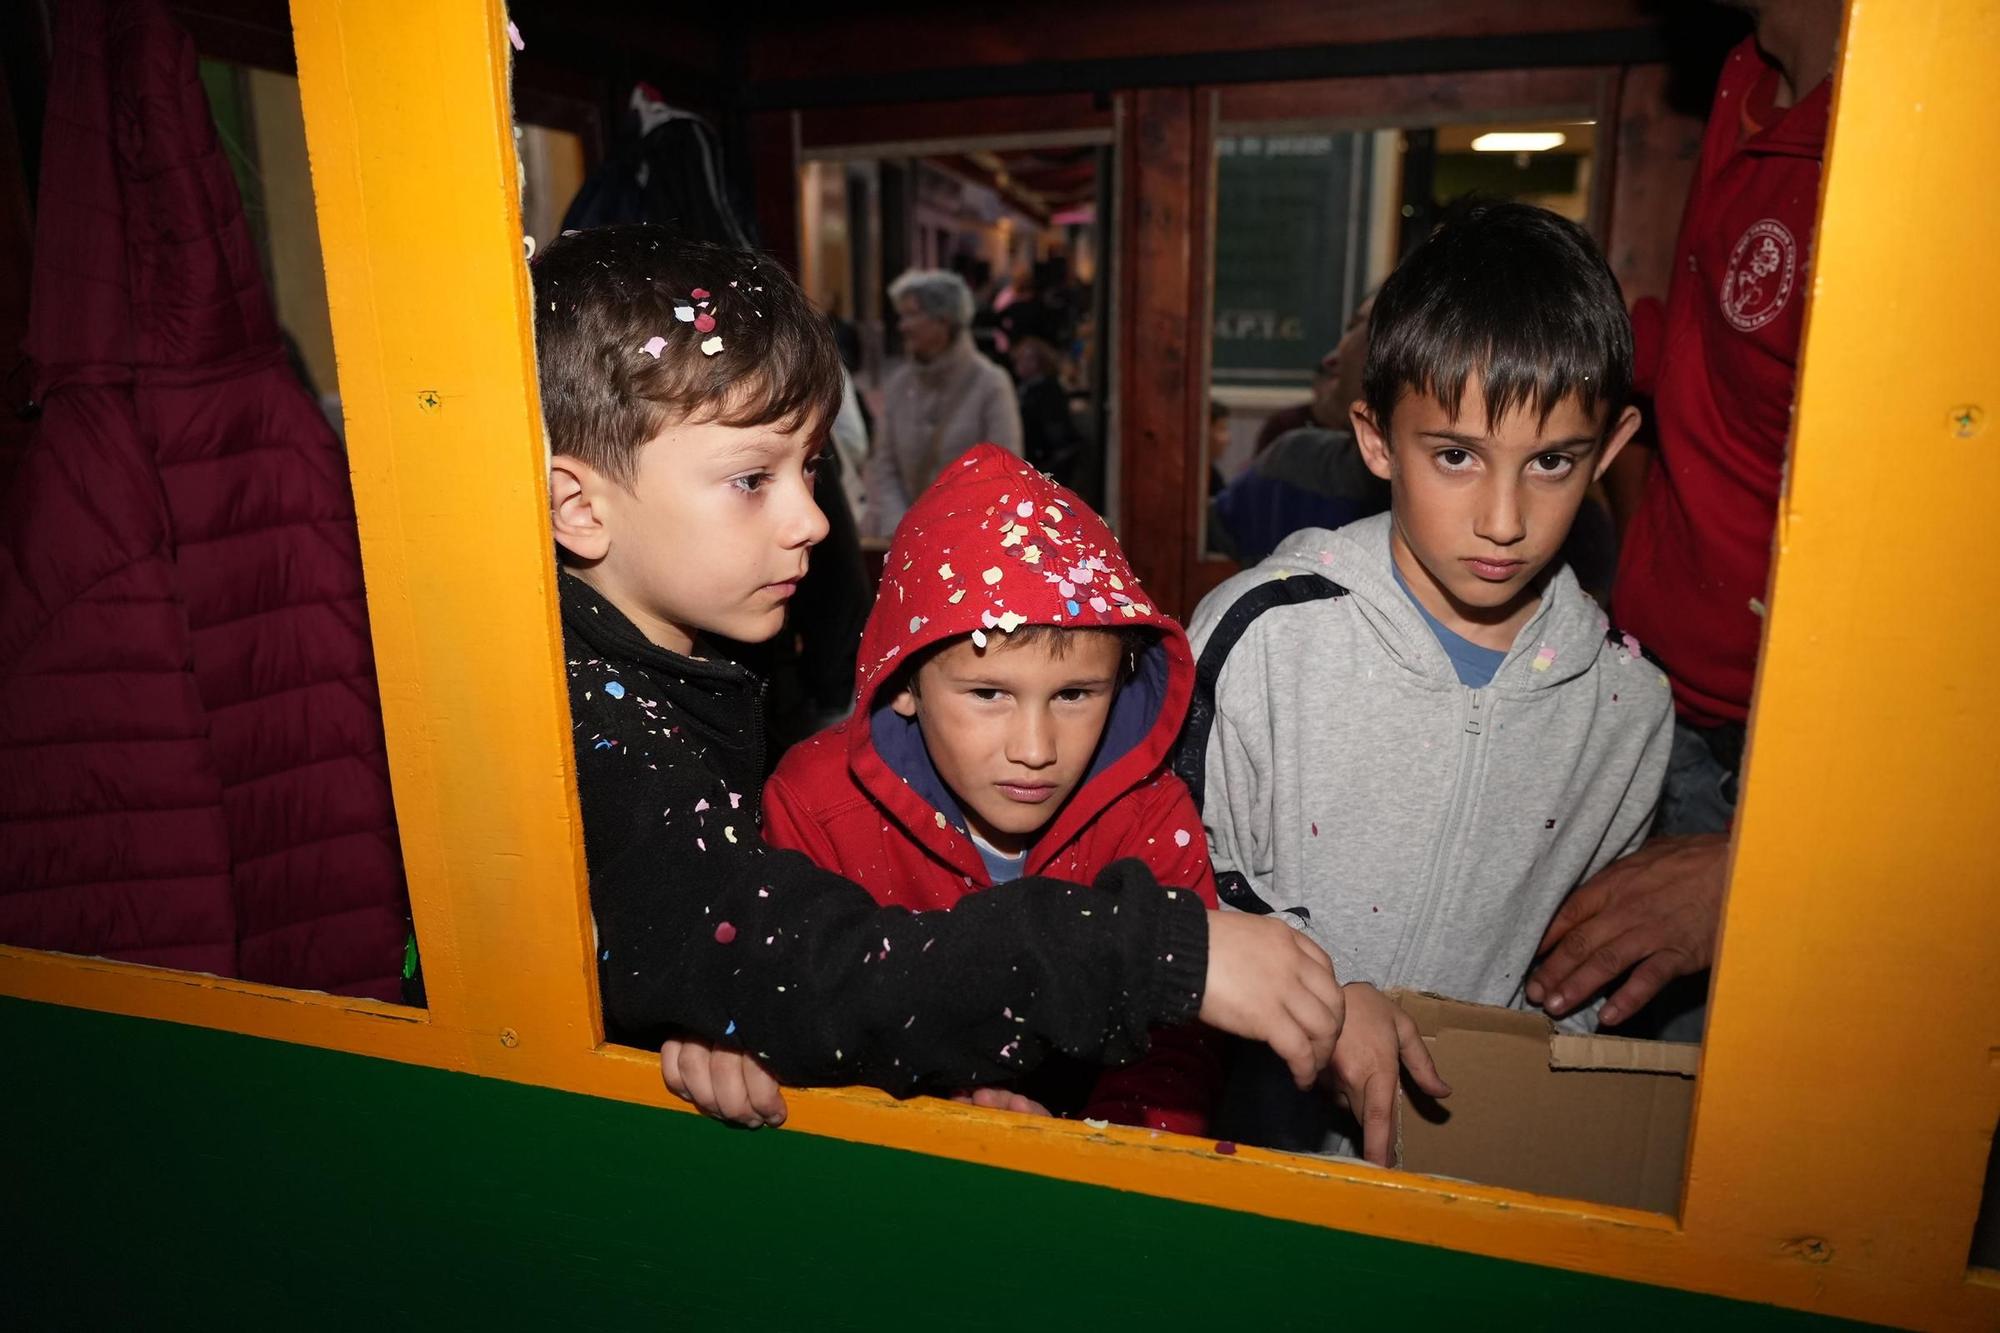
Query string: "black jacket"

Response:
xmin=561 ymin=573 xmax=1209 ymax=1094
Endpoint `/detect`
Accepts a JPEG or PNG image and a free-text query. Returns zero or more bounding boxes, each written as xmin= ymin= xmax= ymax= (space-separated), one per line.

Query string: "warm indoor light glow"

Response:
xmin=1471 ymin=131 xmax=1567 ymax=153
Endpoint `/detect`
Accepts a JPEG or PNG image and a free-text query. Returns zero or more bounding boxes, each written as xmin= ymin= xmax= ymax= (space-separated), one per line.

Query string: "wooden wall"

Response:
xmin=738 ymin=0 xmax=1722 ymax=617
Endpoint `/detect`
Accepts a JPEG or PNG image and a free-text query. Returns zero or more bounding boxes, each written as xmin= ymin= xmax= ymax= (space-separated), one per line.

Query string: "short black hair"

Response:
xmin=1361 ymin=199 xmax=1632 ymax=434
xmin=532 ymin=225 xmax=843 ymax=487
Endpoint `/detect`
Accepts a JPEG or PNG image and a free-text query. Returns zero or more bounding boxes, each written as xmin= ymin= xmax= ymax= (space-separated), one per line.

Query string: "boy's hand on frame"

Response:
xmin=1199 ymin=911 xmax=1346 ymax=1090
xmin=949 ymin=1088 xmax=1054 ymax=1118
xmin=659 ymin=1036 xmax=789 ymax=1128
xmin=1526 ymin=832 xmax=1729 ymax=1026
xmin=1323 ymin=982 xmax=1450 ymax=1168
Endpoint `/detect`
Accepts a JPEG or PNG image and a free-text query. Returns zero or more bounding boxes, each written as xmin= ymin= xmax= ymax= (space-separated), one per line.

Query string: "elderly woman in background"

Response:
xmin=862 ymin=269 xmax=1023 ymax=537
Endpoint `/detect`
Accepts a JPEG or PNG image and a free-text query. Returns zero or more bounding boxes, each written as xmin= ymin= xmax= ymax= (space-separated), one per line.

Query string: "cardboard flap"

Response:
xmin=1548 ymin=1033 xmax=1699 ymax=1076
xmin=1389 ymin=989 xmax=1551 ymax=1041
xmin=1397 ymin=1029 xmax=1694 ymax=1214
xmin=1387 ymin=990 xmax=1696 ymax=1213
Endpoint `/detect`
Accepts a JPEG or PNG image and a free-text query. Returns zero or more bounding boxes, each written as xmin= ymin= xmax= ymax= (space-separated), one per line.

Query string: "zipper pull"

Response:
xmin=1464 ymin=689 xmax=1484 ymax=735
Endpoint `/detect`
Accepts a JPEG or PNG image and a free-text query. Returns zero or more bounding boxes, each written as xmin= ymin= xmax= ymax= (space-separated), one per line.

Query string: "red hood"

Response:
xmin=848 ymin=444 xmax=1194 ymax=876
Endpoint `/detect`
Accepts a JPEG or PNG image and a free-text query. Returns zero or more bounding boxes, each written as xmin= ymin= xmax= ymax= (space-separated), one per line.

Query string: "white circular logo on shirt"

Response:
xmin=1719 ymin=219 xmax=1798 ymax=332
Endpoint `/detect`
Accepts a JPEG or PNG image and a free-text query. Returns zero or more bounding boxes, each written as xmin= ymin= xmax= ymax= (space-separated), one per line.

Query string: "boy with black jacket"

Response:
xmin=537 ymin=226 xmax=1345 ymax=1125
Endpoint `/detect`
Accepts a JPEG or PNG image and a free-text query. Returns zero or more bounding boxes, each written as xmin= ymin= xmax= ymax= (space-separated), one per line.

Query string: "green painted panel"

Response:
xmin=2 ymin=998 xmax=1870 ymax=1330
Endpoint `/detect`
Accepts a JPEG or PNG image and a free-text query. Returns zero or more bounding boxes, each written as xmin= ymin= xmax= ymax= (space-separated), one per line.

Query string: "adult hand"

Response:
xmin=1199 ymin=911 xmax=1345 ymax=1090
xmin=660 ymin=1036 xmax=789 ymax=1128
xmin=1526 ymin=832 xmax=1729 ymax=1026
xmin=950 ymin=1088 xmax=1054 ymax=1117
xmin=1325 ymin=982 xmax=1450 ymax=1168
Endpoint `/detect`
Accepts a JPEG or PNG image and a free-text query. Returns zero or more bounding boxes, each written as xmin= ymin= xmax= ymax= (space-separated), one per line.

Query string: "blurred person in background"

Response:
xmin=864 ymin=269 xmax=1022 ymax=537
xmin=1010 ymin=335 xmax=1083 ymax=490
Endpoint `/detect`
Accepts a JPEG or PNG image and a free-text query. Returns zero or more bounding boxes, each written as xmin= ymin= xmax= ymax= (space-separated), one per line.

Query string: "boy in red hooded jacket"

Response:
xmin=763 ymin=444 xmax=1222 ymax=1133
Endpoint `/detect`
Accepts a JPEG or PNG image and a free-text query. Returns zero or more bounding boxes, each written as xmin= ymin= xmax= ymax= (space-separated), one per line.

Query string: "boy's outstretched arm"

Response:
xmin=1084 ymin=776 xmax=1231 ymax=1133
xmin=590 ymin=726 xmax=1345 ymax=1094
xmin=1325 ymin=982 xmax=1450 ymax=1167
xmin=657 ymin=915 xmax=1340 ymax=1128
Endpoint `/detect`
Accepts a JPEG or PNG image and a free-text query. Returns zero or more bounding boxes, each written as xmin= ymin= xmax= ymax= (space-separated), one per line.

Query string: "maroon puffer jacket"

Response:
xmin=0 ymin=0 xmax=408 ymax=999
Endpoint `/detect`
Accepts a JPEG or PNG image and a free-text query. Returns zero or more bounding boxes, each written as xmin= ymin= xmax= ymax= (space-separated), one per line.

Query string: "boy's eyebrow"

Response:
xmin=1420 ymin=429 xmax=1601 ymax=450
xmin=709 ymin=434 xmax=791 ymax=466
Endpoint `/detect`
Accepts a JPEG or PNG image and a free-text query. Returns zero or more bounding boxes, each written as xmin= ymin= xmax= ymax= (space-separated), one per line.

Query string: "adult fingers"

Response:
xmin=1599 ymin=947 xmax=1699 ymax=1027
xmin=1535 ymin=876 xmax=1613 ymax=959
xmin=1396 ymin=1014 xmax=1451 ymax=1099
xmin=744 ymin=1058 xmax=789 ymax=1126
xmin=1357 ymin=1068 xmax=1397 ymax=1167
xmin=1540 ymin=918 xmax=1664 ymax=1018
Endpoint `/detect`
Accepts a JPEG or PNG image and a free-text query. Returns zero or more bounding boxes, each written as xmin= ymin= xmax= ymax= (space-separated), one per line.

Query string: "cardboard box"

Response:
xmin=1390 ymin=991 xmax=1699 ymax=1215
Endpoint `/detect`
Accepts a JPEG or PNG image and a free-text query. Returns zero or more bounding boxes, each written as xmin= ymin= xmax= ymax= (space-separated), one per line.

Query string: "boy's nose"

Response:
xmin=787 ymin=483 xmax=829 ymax=549
xmin=1475 ymin=478 xmax=1526 ymax=546
xmin=1007 ymin=710 xmax=1056 ymax=768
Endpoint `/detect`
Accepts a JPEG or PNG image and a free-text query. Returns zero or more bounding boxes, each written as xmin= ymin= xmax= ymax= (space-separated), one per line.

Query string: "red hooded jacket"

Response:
xmin=0 ymin=0 xmax=407 ymax=996
xmin=765 ymin=444 xmax=1221 ymax=1134
xmin=1613 ymin=39 xmax=1829 ymax=727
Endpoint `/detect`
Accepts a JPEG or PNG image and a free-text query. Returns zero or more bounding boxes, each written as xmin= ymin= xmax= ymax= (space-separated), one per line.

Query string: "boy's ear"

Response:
xmin=1351 ymin=400 xmax=1394 ymax=482
xmin=550 ymin=454 xmax=611 ymax=563
xmin=889 ymin=683 xmax=920 ymax=719
xmin=1591 ymin=405 xmax=1644 ymax=482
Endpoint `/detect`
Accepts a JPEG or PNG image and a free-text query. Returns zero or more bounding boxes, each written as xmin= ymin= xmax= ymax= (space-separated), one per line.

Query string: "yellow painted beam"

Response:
xmin=285 ymin=0 xmax=603 ymax=1069
xmin=1684 ymin=0 xmax=2000 ymax=1318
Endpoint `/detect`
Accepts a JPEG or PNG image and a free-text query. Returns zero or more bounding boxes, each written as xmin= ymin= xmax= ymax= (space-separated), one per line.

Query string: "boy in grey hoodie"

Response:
xmin=1180 ymin=200 xmax=1673 ymax=1159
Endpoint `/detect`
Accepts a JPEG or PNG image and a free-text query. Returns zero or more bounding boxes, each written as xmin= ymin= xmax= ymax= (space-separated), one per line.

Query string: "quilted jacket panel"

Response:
xmin=1 ymin=0 xmax=408 ymax=1000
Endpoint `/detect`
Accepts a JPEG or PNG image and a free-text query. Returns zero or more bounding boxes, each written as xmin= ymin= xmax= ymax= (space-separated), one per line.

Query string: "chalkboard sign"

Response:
xmin=1212 ymin=132 xmax=1368 ymax=387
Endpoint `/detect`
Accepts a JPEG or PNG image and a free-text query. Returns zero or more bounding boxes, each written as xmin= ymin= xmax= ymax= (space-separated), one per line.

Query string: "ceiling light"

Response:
xmin=1472 ymin=131 xmax=1566 ymax=153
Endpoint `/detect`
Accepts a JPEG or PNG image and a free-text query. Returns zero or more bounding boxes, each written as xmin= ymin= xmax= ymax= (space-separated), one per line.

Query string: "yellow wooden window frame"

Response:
xmin=3 ymin=1 xmax=1996 ymax=1325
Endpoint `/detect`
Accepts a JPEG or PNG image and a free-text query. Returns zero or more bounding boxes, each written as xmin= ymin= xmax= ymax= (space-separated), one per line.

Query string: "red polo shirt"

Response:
xmin=1612 ymin=39 xmax=1830 ymax=726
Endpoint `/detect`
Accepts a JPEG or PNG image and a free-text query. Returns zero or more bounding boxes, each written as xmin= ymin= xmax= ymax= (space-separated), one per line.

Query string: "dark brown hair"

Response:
xmin=1362 ymin=198 xmax=1632 ymax=433
xmin=905 ymin=624 xmax=1154 ymax=696
xmin=532 ymin=225 xmax=844 ymax=485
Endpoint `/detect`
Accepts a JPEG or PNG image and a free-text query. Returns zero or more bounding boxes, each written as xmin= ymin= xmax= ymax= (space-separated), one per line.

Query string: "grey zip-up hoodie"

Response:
xmin=1181 ymin=513 xmax=1672 ymax=1150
